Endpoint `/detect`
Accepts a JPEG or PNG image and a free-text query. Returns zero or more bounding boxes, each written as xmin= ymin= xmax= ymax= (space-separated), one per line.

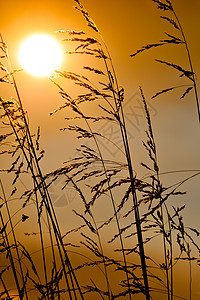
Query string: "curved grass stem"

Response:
xmin=172 ymin=10 xmax=200 ymax=124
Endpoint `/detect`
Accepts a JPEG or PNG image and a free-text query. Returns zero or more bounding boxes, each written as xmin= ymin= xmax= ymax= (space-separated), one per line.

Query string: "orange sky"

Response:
xmin=1 ymin=1 xmax=200 ymax=298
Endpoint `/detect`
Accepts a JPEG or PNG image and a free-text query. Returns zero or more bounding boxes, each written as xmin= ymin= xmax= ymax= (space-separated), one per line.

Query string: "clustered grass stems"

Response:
xmin=0 ymin=34 xmax=84 ymax=299
xmin=0 ymin=179 xmax=28 ymax=299
xmin=51 ymin=0 xmax=151 ymax=298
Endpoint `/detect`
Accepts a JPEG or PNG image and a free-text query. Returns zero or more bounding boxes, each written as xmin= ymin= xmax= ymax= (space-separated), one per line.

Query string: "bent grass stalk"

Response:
xmin=169 ymin=4 xmax=200 ymax=123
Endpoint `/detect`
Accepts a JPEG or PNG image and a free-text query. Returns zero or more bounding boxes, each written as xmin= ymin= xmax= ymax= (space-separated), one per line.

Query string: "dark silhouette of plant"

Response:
xmin=0 ymin=0 xmax=199 ymax=299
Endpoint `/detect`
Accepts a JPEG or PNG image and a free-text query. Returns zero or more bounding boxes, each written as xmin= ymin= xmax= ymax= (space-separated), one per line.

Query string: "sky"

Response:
xmin=1 ymin=0 xmax=200 ymax=298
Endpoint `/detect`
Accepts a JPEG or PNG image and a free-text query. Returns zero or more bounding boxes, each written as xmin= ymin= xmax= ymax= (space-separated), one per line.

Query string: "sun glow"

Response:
xmin=19 ymin=34 xmax=63 ymax=77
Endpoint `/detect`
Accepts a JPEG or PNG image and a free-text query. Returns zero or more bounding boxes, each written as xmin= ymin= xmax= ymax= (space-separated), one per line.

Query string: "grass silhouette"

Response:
xmin=0 ymin=0 xmax=199 ymax=299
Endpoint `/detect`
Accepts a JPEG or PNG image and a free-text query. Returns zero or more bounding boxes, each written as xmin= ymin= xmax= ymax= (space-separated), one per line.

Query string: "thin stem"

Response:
xmin=168 ymin=206 xmax=173 ymax=300
xmin=45 ymin=211 xmax=61 ymax=300
xmin=188 ymin=245 xmax=192 ymax=300
xmin=0 ymin=275 xmax=11 ymax=299
xmin=32 ymin=179 xmax=50 ymax=300
xmin=160 ymin=206 xmax=170 ymax=300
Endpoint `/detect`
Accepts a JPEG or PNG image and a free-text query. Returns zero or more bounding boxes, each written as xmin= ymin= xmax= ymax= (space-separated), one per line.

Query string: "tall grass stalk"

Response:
xmin=103 ymin=55 xmax=150 ymax=299
xmin=140 ymin=87 xmax=172 ymax=299
xmin=169 ymin=5 xmax=200 ymax=123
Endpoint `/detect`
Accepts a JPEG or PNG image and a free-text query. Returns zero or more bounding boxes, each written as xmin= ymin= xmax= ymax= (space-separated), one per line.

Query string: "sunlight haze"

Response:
xmin=19 ymin=34 xmax=63 ymax=77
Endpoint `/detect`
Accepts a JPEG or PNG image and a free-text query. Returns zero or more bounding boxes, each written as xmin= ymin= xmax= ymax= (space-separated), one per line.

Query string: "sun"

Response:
xmin=19 ymin=34 xmax=63 ymax=77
